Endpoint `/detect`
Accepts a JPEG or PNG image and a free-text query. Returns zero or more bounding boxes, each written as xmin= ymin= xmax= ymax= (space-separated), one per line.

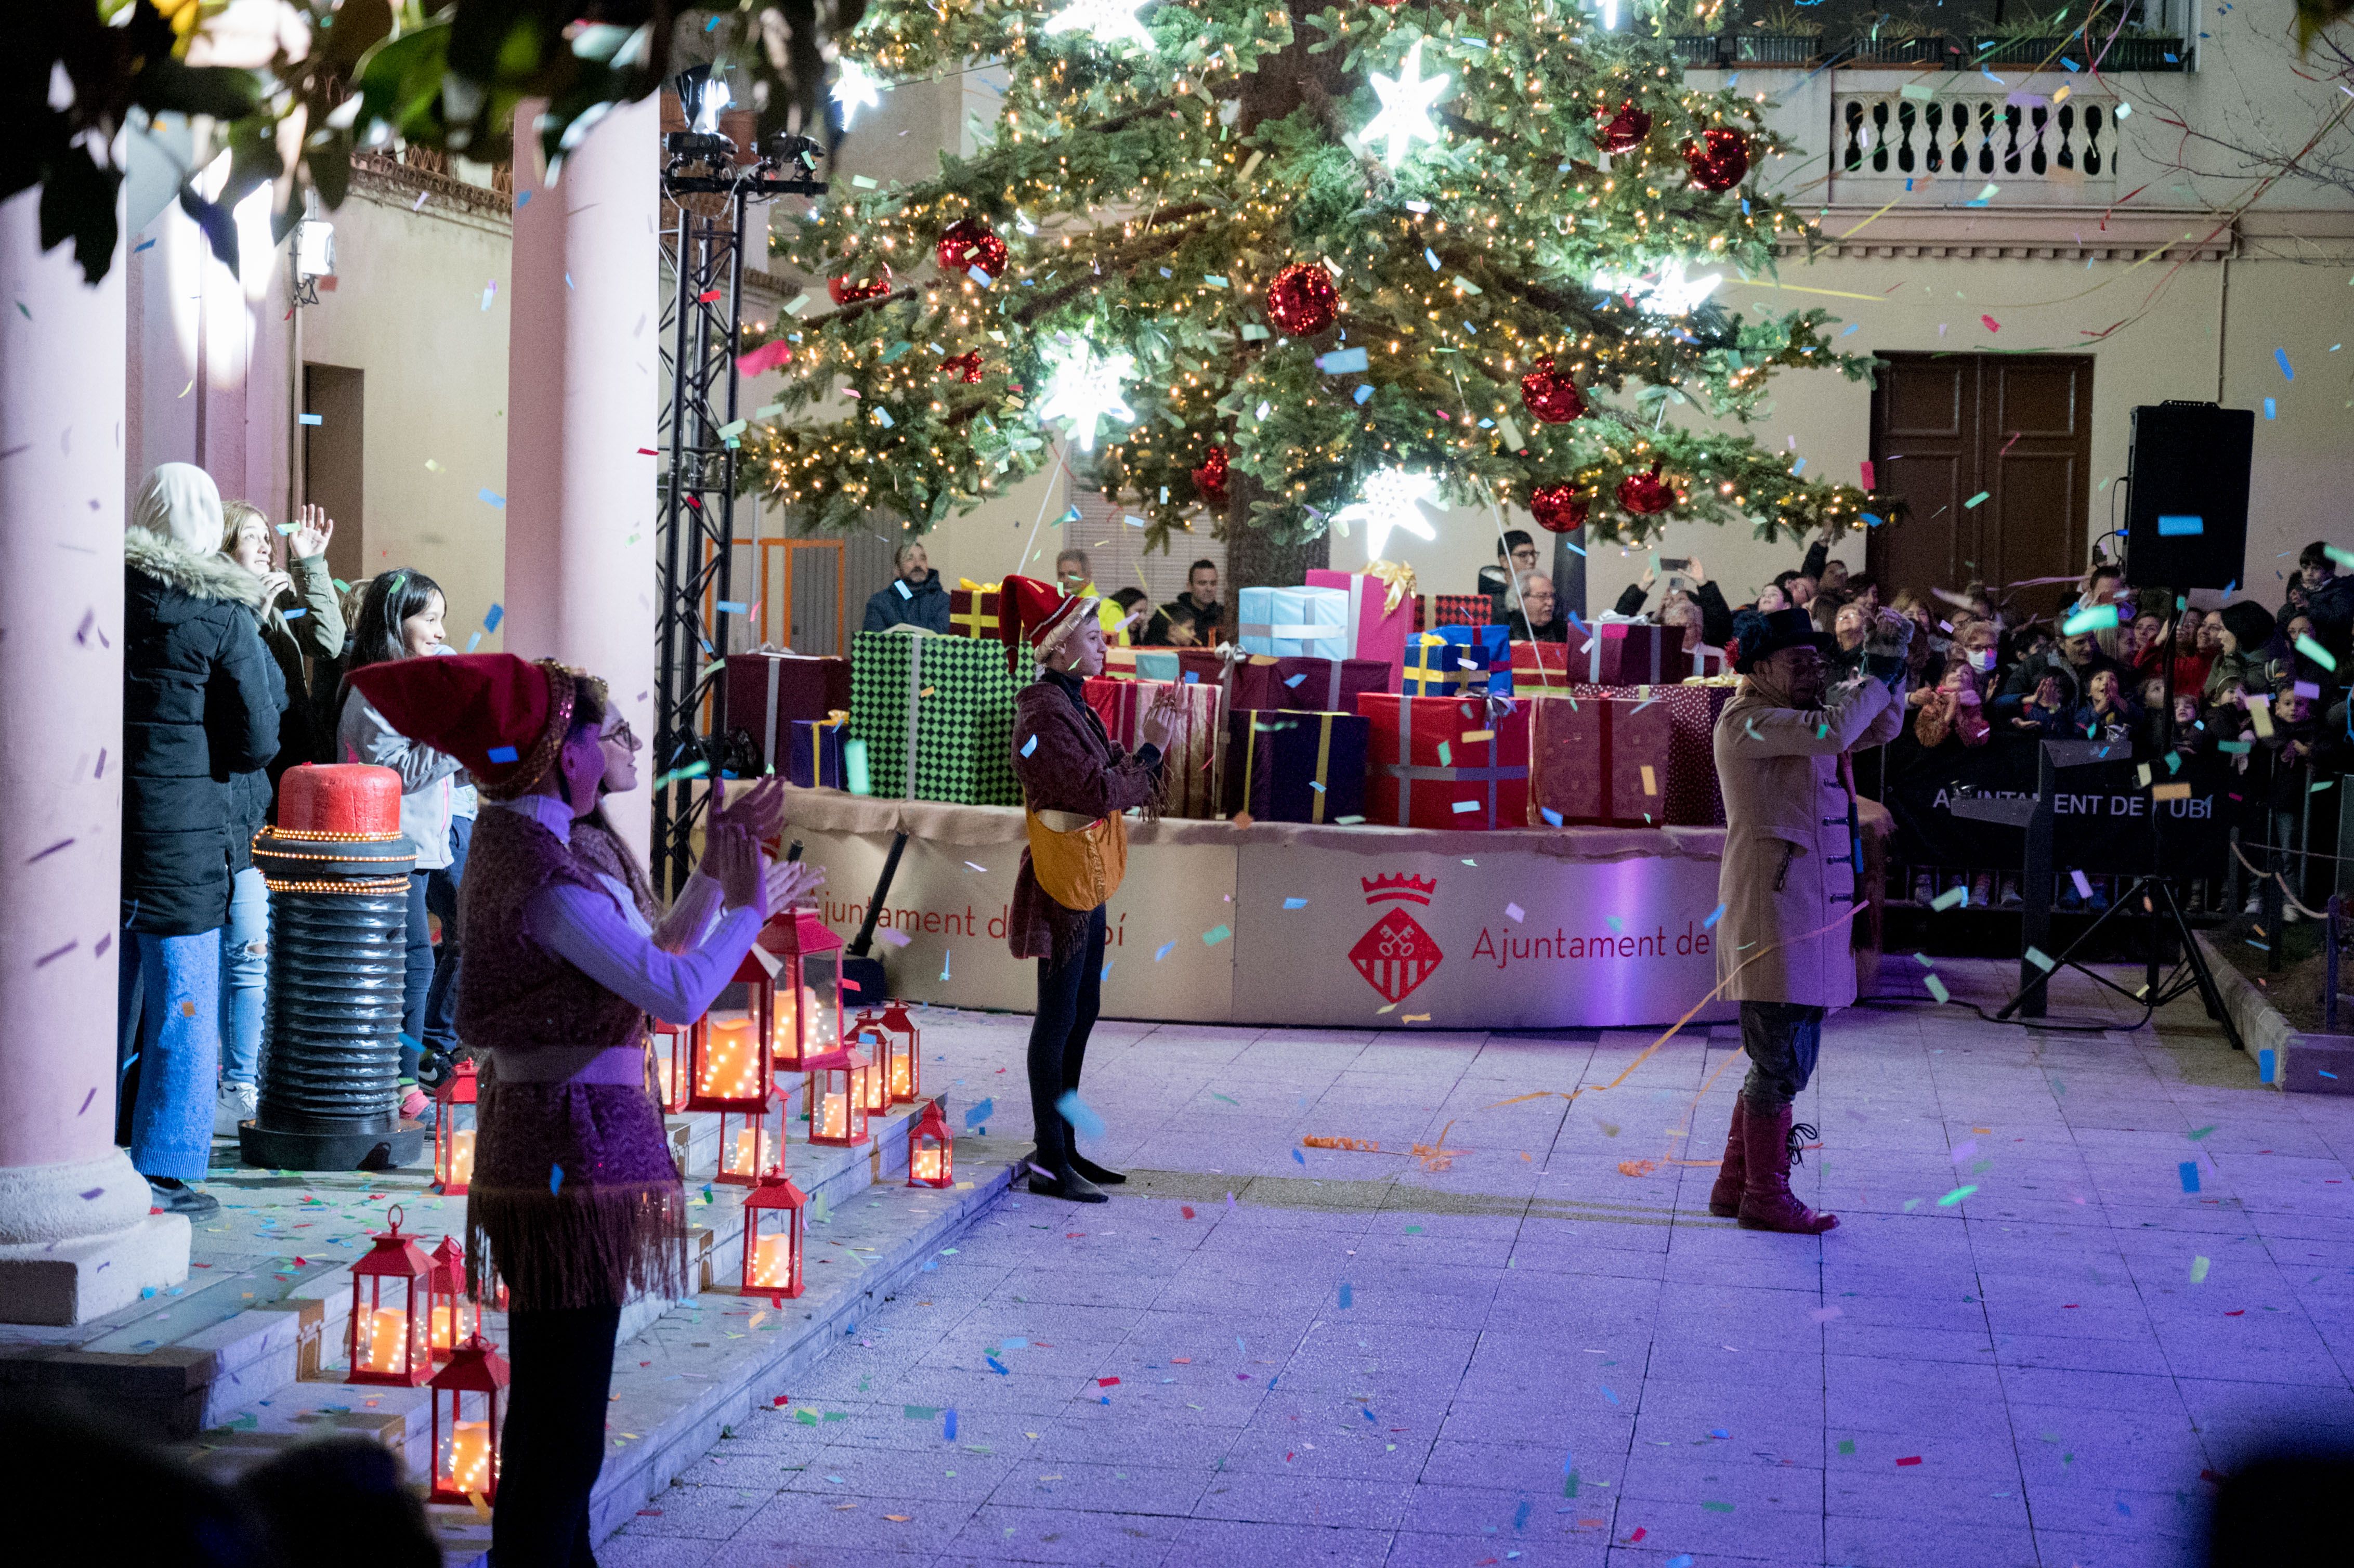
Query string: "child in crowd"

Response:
xmin=2078 ymin=669 xmax=2137 ymax=744
xmin=1913 ymin=664 xmax=1990 ymax=749
xmin=2010 ymin=673 xmax=2072 ymax=737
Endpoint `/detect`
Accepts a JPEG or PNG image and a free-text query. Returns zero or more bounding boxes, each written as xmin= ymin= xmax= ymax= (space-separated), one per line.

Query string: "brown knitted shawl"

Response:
xmin=456 ymin=805 xmax=686 ymax=1311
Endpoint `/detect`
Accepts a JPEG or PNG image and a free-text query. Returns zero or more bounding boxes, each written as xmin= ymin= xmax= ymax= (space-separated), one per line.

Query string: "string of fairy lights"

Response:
xmin=733 ymin=0 xmax=1888 ymax=554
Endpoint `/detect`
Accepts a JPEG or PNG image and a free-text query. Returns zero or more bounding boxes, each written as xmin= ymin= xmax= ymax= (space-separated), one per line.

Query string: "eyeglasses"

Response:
xmin=602 ymin=719 xmax=639 ymax=751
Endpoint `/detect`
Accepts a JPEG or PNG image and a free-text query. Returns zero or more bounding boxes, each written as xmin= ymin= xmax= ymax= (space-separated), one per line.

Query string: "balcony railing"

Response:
xmin=1671 ymin=34 xmax=2189 ymax=71
xmin=1835 ymin=90 xmax=2116 ymax=182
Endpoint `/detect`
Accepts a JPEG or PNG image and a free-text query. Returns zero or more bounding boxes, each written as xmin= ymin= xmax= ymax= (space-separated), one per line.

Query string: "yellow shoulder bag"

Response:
xmin=1024 ymin=807 xmax=1128 ymax=911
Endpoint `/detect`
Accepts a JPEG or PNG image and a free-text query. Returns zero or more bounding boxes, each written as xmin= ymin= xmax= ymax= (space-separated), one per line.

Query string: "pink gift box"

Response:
xmin=1305 ymin=569 xmax=1414 ymax=694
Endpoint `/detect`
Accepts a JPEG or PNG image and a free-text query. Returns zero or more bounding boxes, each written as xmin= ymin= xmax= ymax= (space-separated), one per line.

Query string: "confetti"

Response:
xmin=1202 ymin=924 xmax=1232 ymax=946
xmin=1980 ymin=314 xmax=2000 ymax=332
xmin=2179 ymin=1161 xmax=2201 ymax=1193
xmin=478 ymin=488 xmax=506 ymax=509
xmin=1937 ymin=1185 xmax=1976 ymax=1206
xmin=2190 ymin=1256 xmax=2210 ymax=1283
xmin=2276 ymin=347 xmax=2295 ymax=380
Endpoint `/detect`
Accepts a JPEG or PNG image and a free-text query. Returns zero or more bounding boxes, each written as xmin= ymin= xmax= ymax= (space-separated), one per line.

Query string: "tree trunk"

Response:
xmin=1219 ymin=468 xmax=1329 ymax=640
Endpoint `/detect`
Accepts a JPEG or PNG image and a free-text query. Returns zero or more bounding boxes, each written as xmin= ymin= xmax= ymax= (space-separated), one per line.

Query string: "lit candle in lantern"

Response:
xmin=362 ymin=1308 xmax=408 ymax=1374
xmin=912 ymin=1146 xmax=942 ymax=1183
xmin=656 ymin=1055 xmax=675 ymax=1105
xmin=430 ymin=1302 xmax=458 ymax=1351
xmin=446 ymin=1130 xmax=476 ymax=1187
xmin=730 ymin=1128 xmax=759 ymax=1175
xmin=700 ymin=1016 xmax=758 ymax=1099
xmin=809 ymin=988 xmax=835 ymax=1047
xmin=819 ymin=1090 xmax=846 ymax=1140
xmin=445 ymin=1420 xmax=493 ymax=1495
xmin=889 ymin=1053 xmax=912 ymax=1099
xmin=751 ymin=1233 xmax=793 ymax=1289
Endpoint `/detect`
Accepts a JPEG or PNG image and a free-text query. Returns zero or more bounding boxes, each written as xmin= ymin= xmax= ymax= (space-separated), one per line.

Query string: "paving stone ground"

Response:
xmin=602 ymin=958 xmax=2354 ymax=1568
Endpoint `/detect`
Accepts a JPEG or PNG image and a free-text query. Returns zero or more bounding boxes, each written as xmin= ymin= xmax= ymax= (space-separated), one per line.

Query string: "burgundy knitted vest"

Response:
xmin=455 ymin=806 xmax=646 ymax=1054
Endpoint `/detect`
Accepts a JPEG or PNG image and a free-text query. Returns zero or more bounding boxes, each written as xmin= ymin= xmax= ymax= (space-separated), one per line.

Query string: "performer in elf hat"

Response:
xmin=999 ymin=575 xmax=1183 ymax=1203
xmin=1708 ymin=605 xmax=1909 ymax=1235
xmin=346 ymin=651 xmax=821 ymax=1567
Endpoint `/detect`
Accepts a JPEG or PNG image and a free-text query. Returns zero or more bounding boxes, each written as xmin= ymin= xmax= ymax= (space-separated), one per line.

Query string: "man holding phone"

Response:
xmin=1000 ymin=576 xmax=1180 ymax=1202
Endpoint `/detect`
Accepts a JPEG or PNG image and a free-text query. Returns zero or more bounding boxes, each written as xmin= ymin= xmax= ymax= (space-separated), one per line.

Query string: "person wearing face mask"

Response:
xmin=336 ymin=570 xmax=463 ymax=1105
xmin=1706 ymin=606 xmax=1907 ymax=1235
xmin=1991 ymin=629 xmax=2123 ymax=726
xmin=344 ymin=653 xmax=822 ymax=1568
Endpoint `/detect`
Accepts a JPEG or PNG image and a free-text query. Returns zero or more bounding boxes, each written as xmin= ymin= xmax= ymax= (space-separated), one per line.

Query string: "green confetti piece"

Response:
xmin=2025 ymin=946 xmax=2055 ymax=972
xmin=1210 ymin=1091 xmax=1240 ymax=1105
xmin=1931 ymin=886 xmax=1967 ymax=911
xmin=1838 ymin=1439 xmax=1857 ymax=1455
xmin=904 ymin=1405 xmax=940 ymax=1420
xmin=1924 ymin=975 xmax=1951 ymax=1004
xmin=2190 ymin=1256 xmax=2211 ymax=1283
xmin=2061 ymin=604 xmax=2120 ymax=636
xmin=1964 ymin=491 xmax=1990 ymax=509
xmin=2188 ymin=1125 xmax=2216 ymax=1140
xmin=2294 ymin=632 xmax=2338 ymax=672
xmin=1938 ymin=1185 xmax=1977 ymax=1206
xmin=1202 ymin=924 xmax=1232 ymax=946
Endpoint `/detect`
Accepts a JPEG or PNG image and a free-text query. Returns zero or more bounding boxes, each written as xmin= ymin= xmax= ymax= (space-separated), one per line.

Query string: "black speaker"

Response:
xmin=2123 ymin=401 xmax=2252 ymax=591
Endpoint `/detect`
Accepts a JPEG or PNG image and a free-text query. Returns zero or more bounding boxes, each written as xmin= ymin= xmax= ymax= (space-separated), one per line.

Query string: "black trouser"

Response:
xmin=493 ymin=1304 xmax=622 ymax=1568
xmin=1738 ymin=1001 xmax=1826 ymax=1112
xmin=1026 ymin=906 xmax=1107 ymax=1171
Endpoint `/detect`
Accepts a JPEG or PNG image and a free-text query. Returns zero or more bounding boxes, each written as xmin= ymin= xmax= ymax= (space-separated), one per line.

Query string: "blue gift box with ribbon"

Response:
xmin=1403 ymin=625 xmax=1512 ymax=697
xmin=1237 ymin=585 xmax=1350 ymax=660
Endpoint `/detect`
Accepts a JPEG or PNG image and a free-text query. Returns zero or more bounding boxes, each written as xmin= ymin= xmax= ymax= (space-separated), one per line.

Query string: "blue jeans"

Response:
xmin=423 ymin=816 xmax=472 ymax=1059
xmin=218 ymin=866 xmax=269 ymax=1086
xmin=117 ymin=929 xmax=222 ymax=1181
xmin=401 ymin=871 xmax=433 ymax=1083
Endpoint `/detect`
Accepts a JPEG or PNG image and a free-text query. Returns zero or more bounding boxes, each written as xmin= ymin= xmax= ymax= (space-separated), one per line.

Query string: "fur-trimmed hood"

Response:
xmin=126 ymin=528 xmax=269 ymax=608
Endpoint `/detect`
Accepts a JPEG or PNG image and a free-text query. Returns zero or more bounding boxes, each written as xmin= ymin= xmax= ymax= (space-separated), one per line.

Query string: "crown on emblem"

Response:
xmin=1361 ymin=872 xmax=1438 ymax=906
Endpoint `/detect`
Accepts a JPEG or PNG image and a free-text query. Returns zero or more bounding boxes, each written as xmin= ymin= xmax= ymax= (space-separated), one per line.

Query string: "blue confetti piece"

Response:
xmin=2259 ymin=1047 xmax=2277 ymax=1081
xmin=1055 ymin=1090 xmax=1105 ymax=1142
xmin=2323 ymin=1069 xmax=2340 ymax=1080
xmin=483 ymin=603 xmax=505 ymax=632
xmin=715 ymin=600 xmax=748 ymax=615
xmin=1292 ymin=1147 xmax=1307 ymax=1165
xmin=1704 ymin=902 xmax=1727 ymax=929
xmin=945 ymin=1408 xmax=958 ymax=1440
xmin=1282 ymin=897 xmax=1308 ymax=909
xmin=2277 ymin=347 xmax=2295 ymax=380
xmin=479 ymin=488 xmax=506 ymax=508
xmin=1541 ymin=807 xmax=1564 ymax=827
xmin=894 ymin=579 xmax=912 ymax=598
xmin=1354 ymin=385 xmax=1374 ymax=404
xmin=1284 ymin=673 xmax=1307 ymax=688
xmin=1600 ymin=1386 xmax=1619 ymax=1406
xmin=2179 ymin=1160 xmax=2201 ymax=1193
xmin=1513 ymin=1500 xmax=1531 ymax=1531
xmin=550 ymin=1164 xmax=564 ymax=1195
xmin=1838 ymin=323 xmax=1859 ymax=337
xmin=1668 ymin=1558 xmax=1695 ymax=1568
xmin=135 ymin=238 xmax=157 ymax=253
xmin=986 ymin=1356 xmax=1009 ymax=1375
xmin=964 ymin=1097 xmax=993 ymax=1128
xmin=1021 ymin=735 xmax=1039 ymax=756
xmin=298 ymin=412 xmax=323 ymax=426
xmin=283 ymin=607 xmax=307 ymax=618
xmin=467 ymin=632 xmax=482 ymax=651
xmin=1316 ymin=346 xmax=1369 ymax=374
xmin=2265 ymin=398 xmax=2277 ymax=420
xmin=487 ymin=745 xmax=520 ymax=764
xmin=2157 ymin=514 xmax=2204 ymax=536
xmin=1339 ymin=1282 xmax=1353 ymax=1309
xmin=1153 ymin=941 xmax=1175 ymax=962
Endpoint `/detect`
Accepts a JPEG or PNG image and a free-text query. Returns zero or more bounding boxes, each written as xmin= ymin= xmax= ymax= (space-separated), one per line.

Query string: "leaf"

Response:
xmin=37 ymin=146 xmax=120 ymax=287
xmin=305 ymin=127 xmax=353 ymax=211
xmin=138 ymin=59 xmax=265 ymax=122
xmin=320 ymin=0 xmax=395 ymax=69
xmin=178 ymin=184 xmax=241 ymax=278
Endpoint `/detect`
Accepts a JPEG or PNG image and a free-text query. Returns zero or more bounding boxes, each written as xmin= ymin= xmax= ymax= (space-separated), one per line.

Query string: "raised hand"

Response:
xmin=714 ymin=775 xmax=788 ymax=842
xmin=289 ymin=504 xmax=334 ymax=561
xmin=766 ymin=858 xmax=827 ymax=911
xmin=1138 ymin=683 xmax=1185 ymax=751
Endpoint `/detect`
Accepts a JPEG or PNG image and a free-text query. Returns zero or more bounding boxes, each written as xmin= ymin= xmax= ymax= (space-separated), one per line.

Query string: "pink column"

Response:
xmin=504 ymin=98 xmax=661 ymax=866
xmin=0 ymin=190 xmax=191 ymax=1324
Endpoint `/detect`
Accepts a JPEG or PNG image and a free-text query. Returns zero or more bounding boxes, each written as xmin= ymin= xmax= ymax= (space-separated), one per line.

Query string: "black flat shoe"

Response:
xmin=146 ymin=1177 xmax=219 ymax=1218
xmin=1027 ymin=1163 xmax=1108 ymax=1204
xmin=1068 ymin=1152 xmax=1127 ymax=1186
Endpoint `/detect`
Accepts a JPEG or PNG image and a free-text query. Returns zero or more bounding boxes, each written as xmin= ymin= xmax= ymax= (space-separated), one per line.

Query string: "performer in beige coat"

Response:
xmin=1708 ymin=606 xmax=1908 ymax=1233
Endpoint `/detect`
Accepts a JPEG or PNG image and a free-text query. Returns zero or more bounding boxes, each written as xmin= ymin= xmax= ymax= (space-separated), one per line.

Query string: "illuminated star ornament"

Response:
xmin=1363 ymin=40 xmax=1452 ymax=168
xmin=1592 ymin=258 xmax=1722 ymax=317
xmin=1043 ymin=0 xmax=1158 ymax=51
xmin=1037 ymin=337 xmax=1137 ymax=452
xmin=1333 ymin=469 xmax=1441 ymax=560
xmin=832 ymin=59 xmax=884 ymax=128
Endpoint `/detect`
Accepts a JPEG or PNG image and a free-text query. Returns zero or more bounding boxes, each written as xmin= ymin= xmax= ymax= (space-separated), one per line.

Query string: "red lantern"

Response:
xmin=1616 ymin=460 xmax=1678 ymax=516
xmin=432 ymin=1060 xmax=477 ymax=1195
xmin=651 ymin=1024 xmax=688 ymax=1113
xmin=1529 ymin=484 xmax=1590 ymax=534
xmin=716 ymin=1088 xmax=788 ymax=1187
xmin=828 ymin=263 xmax=893 ymax=306
xmin=1683 ymin=129 xmax=1750 ymax=192
xmin=804 ymin=1047 xmax=871 ymax=1147
xmin=908 ymin=1100 xmax=953 ymax=1188
xmin=1191 ymin=444 xmax=1231 ymax=512
xmin=877 ymin=1001 xmax=921 ymax=1104
xmin=427 ymin=1334 xmax=510 ymax=1505
xmin=741 ymin=1171 xmax=809 ymax=1302
xmin=759 ymin=909 xmax=845 ymax=1073
xmin=346 ymin=1205 xmax=431 ymax=1386
xmin=1518 ymin=358 xmax=1589 ymax=424
xmin=425 ymin=1234 xmax=479 ymax=1362
xmin=851 ymin=1021 xmax=893 ymax=1116
xmin=1597 ymin=100 xmax=1653 ymax=154
xmin=935 ymin=217 xmax=1008 ymax=278
xmin=684 ymin=1005 xmax=767 ymax=1114
xmin=939 ymin=351 xmax=984 ymax=384
xmin=1263 ymin=262 xmax=1338 ymax=337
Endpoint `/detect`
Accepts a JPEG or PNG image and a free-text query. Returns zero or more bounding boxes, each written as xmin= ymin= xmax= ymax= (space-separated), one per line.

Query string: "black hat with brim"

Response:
xmin=1729 ymin=606 xmax=1837 ymax=674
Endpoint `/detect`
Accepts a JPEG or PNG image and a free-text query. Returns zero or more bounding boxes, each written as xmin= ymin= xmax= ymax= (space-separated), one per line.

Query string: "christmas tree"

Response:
xmin=742 ymin=0 xmax=1883 ymax=588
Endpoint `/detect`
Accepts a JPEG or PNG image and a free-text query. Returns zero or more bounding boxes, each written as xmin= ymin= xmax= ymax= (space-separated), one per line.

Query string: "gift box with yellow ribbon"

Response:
xmin=784 ymin=713 xmax=849 ymax=790
xmin=947 ymin=578 xmax=1002 ymax=638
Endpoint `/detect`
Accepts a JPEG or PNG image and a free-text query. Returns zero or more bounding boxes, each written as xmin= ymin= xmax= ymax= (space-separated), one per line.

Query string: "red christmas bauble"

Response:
xmin=1264 ymin=263 xmax=1339 ymax=338
xmin=939 ymin=351 xmax=984 ymax=384
xmin=1597 ymin=101 xmax=1653 ymax=154
xmin=1615 ymin=460 xmax=1678 ymax=517
xmin=1682 ymin=128 xmax=1750 ymax=192
xmin=1518 ymin=357 xmax=1589 ymax=425
xmin=1191 ymin=444 xmax=1232 ymax=512
xmin=828 ymin=264 xmax=893 ymax=306
xmin=935 ymin=218 xmax=1008 ymax=278
xmin=1528 ymin=484 xmax=1589 ymax=534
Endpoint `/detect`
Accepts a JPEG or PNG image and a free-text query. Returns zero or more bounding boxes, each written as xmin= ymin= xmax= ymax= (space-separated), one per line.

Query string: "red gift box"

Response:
xmin=1304 ymin=568 xmax=1416 ymax=693
xmin=1432 ymin=593 xmax=1501 ymax=628
xmin=1081 ymin=677 xmax=1224 ymax=818
xmin=947 ymin=582 xmax=1002 ymax=638
xmin=726 ymin=650 xmax=852 ymax=775
xmin=1528 ymin=694 xmax=1673 ymax=827
xmin=1571 ymin=683 xmax=1731 ymax=826
xmin=1510 ymin=641 xmax=1575 ymax=690
xmin=1228 ymin=656 xmax=1390 ymax=714
xmin=1577 ymin=621 xmax=1670 ymax=686
xmin=1356 ymin=692 xmax=1529 ymax=830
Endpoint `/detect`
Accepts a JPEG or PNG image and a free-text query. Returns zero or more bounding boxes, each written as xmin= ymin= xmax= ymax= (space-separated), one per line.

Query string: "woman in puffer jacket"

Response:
xmin=120 ymin=464 xmax=280 ymax=1217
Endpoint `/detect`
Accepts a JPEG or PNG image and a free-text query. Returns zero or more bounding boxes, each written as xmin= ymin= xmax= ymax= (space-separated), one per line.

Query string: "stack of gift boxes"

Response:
xmin=727 ymin=572 xmax=1717 ymax=830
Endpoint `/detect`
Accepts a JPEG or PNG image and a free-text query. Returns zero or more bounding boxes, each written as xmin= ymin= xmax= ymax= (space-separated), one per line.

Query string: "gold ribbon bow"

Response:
xmin=1365 ymin=559 xmax=1418 ymax=618
xmin=957 ymin=577 xmax=1003 ymax=593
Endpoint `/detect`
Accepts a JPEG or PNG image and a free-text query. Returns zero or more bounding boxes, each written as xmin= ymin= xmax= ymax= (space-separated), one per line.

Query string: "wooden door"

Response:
xmin=1867 ymin=354 xmax=2092 ymax=622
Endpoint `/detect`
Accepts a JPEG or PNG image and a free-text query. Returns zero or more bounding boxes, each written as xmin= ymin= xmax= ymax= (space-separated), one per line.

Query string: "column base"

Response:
xmin=0 ymin=1212 xmax=192 ymax=1326
xmin=239 ymin=1119 xmax=425 ymax=1172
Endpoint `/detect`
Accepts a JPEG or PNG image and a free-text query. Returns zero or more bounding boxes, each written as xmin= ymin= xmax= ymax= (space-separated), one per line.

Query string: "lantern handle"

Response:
xmin=386 ymin=1203 xmax=406 ymax=1235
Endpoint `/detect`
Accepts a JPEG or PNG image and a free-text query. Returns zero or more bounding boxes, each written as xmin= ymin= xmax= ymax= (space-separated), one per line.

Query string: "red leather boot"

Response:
xmin=1738 ymin=1102 xmax=1837 ymax=1234
xmin=1706 ymin=1099 xmax=1747 ymax=1217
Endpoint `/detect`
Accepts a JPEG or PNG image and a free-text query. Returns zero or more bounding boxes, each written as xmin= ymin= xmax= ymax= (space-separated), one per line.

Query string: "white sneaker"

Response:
xmin=214 ymin=1081 xmax=258 ymax=1138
